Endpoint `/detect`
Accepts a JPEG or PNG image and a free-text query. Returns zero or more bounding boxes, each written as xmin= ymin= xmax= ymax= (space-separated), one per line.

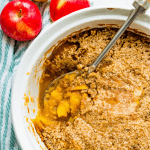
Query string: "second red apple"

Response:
xmin=50 ymin=0 xmax=90 ymax=21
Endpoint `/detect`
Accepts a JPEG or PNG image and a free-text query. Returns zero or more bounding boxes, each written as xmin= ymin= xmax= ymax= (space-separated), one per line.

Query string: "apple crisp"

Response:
xmin=33 ymin=27 xmax=150 ymax=150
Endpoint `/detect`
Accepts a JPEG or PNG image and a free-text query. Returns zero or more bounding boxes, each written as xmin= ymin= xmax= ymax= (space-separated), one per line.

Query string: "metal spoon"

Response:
xmin=44 ymin=0 xmax=150 ymax=98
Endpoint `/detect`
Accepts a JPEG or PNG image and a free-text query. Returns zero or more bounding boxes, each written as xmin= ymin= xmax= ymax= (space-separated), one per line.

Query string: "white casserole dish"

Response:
xmin=11 ymin=6 xmax=150 ymax=150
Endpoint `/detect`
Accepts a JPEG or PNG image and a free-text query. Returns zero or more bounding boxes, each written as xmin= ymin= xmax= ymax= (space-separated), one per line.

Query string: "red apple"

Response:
xmin=0 ymin=0 xmax=42 ymax=41
xmin=50 ymin=0 xmax=90 ymax=22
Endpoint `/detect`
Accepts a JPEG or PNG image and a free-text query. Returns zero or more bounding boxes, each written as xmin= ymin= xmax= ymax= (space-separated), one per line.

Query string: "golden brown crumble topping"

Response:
xmin=33 ymin=28 xmax=150 ymax=150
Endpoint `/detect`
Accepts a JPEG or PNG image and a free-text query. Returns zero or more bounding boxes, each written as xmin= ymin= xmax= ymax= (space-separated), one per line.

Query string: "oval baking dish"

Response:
xmin=11 ymin=6 xmax=150 ymax=150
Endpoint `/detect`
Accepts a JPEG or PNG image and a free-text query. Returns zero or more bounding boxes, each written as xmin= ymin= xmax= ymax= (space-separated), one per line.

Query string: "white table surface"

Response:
xmin=92 ymin=0 xmax=150 ymax=15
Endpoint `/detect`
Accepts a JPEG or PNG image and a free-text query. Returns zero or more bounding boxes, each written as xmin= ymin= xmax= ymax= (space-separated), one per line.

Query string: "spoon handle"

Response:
xmin=89 ymin=0 xmax=150 ymax=73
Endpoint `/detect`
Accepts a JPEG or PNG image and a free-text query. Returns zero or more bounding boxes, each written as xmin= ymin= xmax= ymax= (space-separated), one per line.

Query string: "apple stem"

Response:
xmin=18 ymin=9 xmax=22 ymax=18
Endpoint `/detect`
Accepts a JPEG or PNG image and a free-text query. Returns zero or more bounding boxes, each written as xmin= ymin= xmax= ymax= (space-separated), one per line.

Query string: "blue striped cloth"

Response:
xmin=0 ymin=0 xmax=94 ymax=149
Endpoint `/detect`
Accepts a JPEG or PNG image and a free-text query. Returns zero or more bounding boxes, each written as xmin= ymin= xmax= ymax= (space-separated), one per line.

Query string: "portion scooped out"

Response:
xmin=44 ymin=72 xmax=88 ymax=119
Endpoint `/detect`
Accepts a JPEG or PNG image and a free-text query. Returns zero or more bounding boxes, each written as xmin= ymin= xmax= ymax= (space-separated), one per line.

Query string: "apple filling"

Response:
xmin=43 ymin=73 xmax=84 ymax=119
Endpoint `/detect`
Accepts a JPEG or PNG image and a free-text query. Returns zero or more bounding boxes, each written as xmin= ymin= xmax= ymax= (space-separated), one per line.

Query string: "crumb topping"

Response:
xmin=33 ymin=28 xmax=150 ymax=150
